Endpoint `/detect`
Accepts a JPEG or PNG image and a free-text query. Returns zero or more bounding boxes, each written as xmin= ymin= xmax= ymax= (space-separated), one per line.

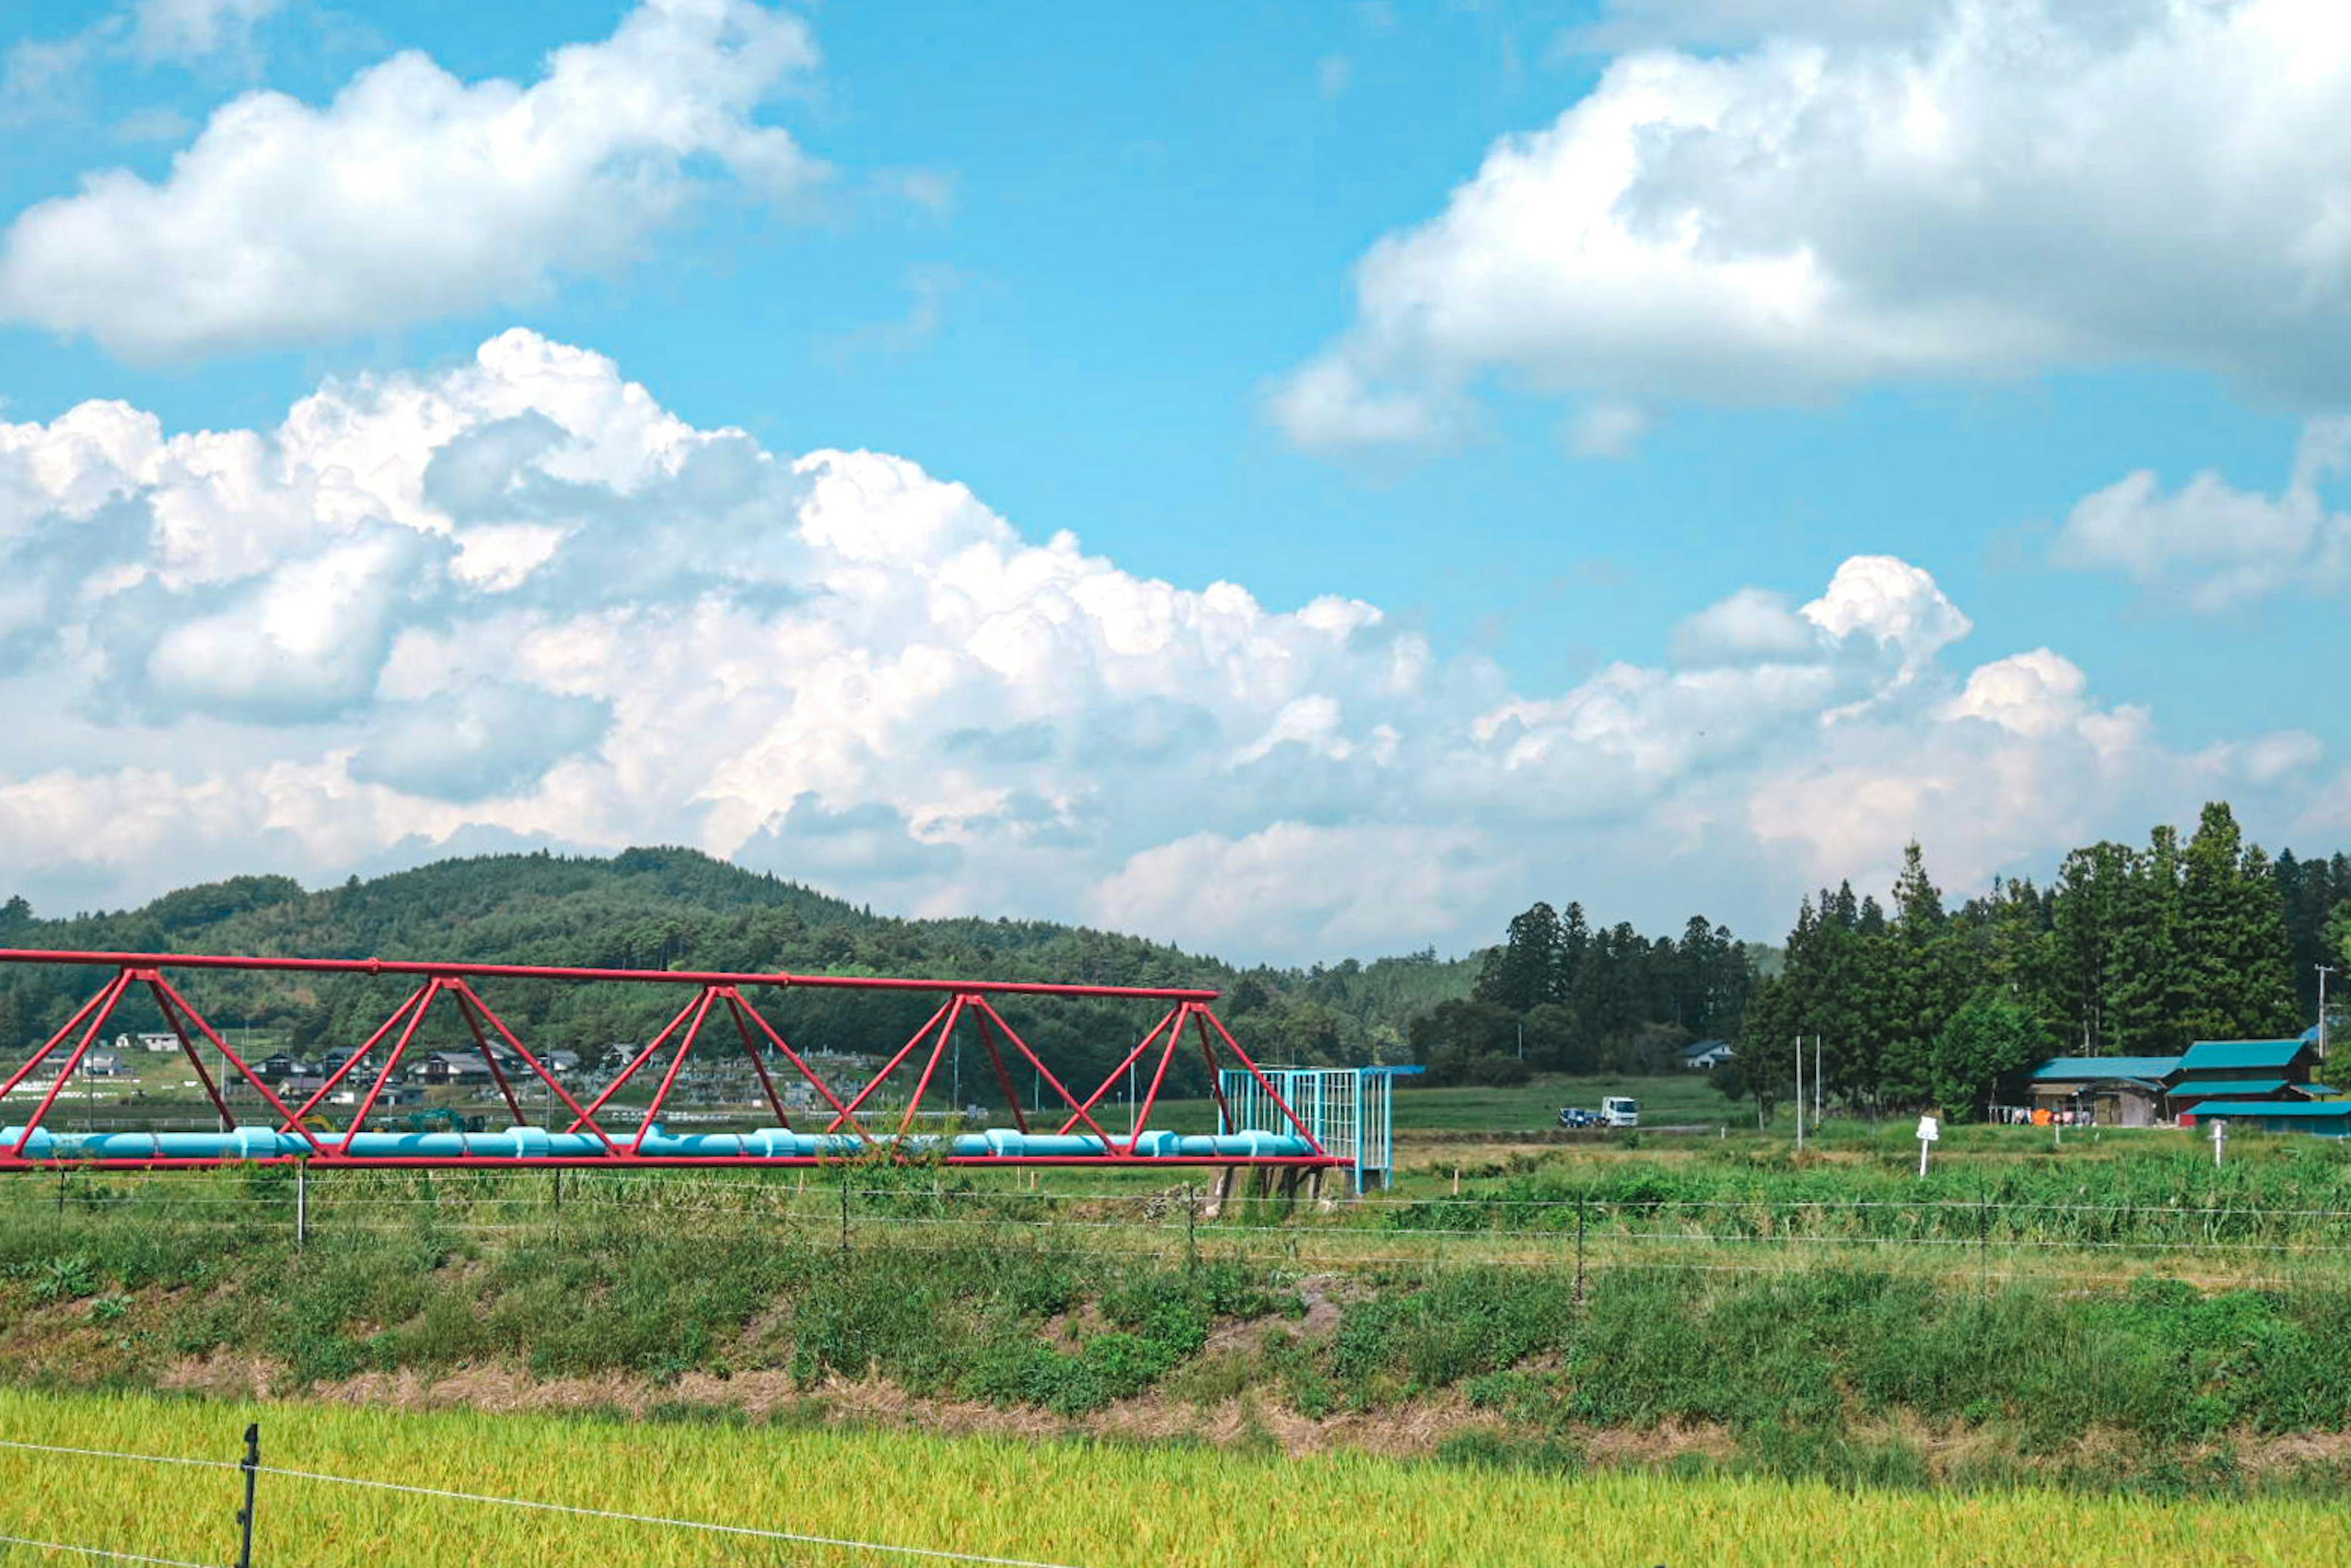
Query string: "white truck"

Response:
xmin=1599 ymin=1095 xmax=1640 ymax=1129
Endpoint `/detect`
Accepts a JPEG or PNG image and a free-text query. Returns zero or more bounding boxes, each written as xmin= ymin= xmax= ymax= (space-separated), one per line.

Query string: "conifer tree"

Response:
xmin=1877 ymin=843 xmax=1952 ymax=1105
xmin=2179 ymin=803 xmax=2298 ymax=1041
xmin=2050 ymin=842 xmax=2136 ymax=1053
xmin=1473 ymin=902 xmax=1564 ymax=1014
xmin=2110 ymin=825 xmax=2184 ymax=1051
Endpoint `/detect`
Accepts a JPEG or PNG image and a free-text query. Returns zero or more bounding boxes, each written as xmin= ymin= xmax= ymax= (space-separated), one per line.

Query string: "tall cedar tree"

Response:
xmin=1430 ymin=899 xmax=1752 ymax=1079
xmin=1736 ymin=801 xmax=2336 ymax=1113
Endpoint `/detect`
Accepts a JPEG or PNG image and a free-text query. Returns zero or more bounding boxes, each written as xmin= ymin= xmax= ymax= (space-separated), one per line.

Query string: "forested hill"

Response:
xmin=0 ymin=847 xmax=1473 ymax=1084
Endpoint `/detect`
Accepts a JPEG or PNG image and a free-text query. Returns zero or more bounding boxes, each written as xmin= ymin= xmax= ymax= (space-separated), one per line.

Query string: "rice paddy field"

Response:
xmin=4 ymin=1386 xmax=2346 ymax=1568
xmin=6 ymin=1117 xmax=2351 ymax=1562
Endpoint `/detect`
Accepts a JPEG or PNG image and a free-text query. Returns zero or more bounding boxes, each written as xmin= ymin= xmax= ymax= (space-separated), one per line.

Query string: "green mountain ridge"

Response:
xmin=0 ymin=847 xmax=1475 ymax=1087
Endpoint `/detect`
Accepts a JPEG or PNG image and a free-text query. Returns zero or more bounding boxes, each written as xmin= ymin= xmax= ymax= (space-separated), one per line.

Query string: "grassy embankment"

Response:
xmin=6 ymin=1386 xmax=2347 ymax=1568
xmin=6 ymin=1141 xmax=2351 ymax=1495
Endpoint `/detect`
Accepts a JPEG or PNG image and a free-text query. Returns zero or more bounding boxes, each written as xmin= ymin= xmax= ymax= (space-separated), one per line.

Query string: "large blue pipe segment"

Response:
xmin=1 ymin=1125 xmax=1319 ymax=1160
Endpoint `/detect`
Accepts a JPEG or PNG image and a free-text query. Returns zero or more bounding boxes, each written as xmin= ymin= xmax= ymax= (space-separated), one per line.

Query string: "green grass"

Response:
xmin=1395 ymin=1071 xmax=1731 ymax=1131
xmin=5 ymin=1387 xmax=2349 ymax=1568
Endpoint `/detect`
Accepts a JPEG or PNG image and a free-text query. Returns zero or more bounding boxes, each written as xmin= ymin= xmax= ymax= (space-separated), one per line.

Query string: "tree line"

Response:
xmin=1406 ymin=902 xmax=1756 ymax=1084
xmin=1731 ymin=802 xmax=2346 ymax=1119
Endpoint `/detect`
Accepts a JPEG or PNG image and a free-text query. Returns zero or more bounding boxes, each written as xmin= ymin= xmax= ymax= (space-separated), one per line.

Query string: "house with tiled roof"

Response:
xmin=2028 ymin=1033 xmax=2341 ymax=1131
xmin=2166 ymin=1038 xmax=2330 ymax=1114
xmin=2028 ymin=1056 xmax=2180 ymax=1126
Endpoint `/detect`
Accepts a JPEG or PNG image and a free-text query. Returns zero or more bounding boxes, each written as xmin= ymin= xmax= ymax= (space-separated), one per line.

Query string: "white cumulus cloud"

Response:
xmin=0 ymin=330 xmax=2325 ymax=959
xmin=2053 ymin=417 xmax=2351 ymax=610
xmin=0 ymin=0 xmax=825 ymax=361
xmin=1278 ymin=0 xmax=2351 ymax=452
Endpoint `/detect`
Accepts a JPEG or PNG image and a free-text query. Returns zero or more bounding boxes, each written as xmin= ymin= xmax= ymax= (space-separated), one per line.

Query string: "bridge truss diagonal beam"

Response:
xmin=0 ymin=948 xmax=1349 ymax=1174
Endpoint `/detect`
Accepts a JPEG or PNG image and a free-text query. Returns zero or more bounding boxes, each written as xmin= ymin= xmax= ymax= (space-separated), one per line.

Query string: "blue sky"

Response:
xmin=2 ymin=0 xmax=2347 ymax=961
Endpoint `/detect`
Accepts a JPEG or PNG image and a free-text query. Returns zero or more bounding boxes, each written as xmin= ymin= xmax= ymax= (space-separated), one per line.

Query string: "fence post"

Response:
xmin=1976 ymin=1183 xmax=1988 ymax=1298
xmin=1575 ymin=1190 xmax=1588 ymax=1308
xmin=1185 ymin=1182 xmax=1199 ymax=1277
xmin=839 ymin=1176 xmax=850 ymax=1254
xmin=235 ymin=1421 xmax=259 ymax=1568
xmin=294 ymin=1161 xmax=307 ymax=1251
xmin=55 ymin=1168 xmax=64 ymax=1217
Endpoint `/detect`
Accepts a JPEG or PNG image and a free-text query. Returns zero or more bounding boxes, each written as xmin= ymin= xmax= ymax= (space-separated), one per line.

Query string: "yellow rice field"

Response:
xmin=0 ymin=1387 xmax=2341 ymax=1568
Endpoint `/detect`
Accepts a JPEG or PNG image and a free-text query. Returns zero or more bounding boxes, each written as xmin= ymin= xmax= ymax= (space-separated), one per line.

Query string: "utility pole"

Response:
xmin=1794 ymin=1035 xmax=1804 ymax=1152
xmin=2319 ymin=966 xmax=2335 ymax=1064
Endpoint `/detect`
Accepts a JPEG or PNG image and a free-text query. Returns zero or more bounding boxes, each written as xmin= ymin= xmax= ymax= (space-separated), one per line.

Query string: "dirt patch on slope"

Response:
xmin=89 ymin=1350 xmax=2351 ymax=1485
xmin=203 ymin=1356 xmax=1492 ymax=1458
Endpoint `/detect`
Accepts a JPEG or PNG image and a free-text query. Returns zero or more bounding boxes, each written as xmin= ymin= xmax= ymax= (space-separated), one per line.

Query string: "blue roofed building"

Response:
xmin=2025 ymin=1035 xmax=2341 ymax=1131
xmin=2028 ymin=1056 xmax=2181 ymax=1127
xmin=2168 ymin=1038 xmax=2330 ymax=1114
xmin=2178 ymin=1101 xmax=2351 ymax=1136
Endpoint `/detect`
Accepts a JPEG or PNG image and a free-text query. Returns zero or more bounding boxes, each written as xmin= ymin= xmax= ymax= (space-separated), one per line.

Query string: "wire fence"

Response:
xmin=9 ymin=1164 xmax=2351 ymax=1289
xmin=0 ymin=1532 xmax=226 ymax=1567
xmin=0 ymin=1430 xmax=1098 ymax=1568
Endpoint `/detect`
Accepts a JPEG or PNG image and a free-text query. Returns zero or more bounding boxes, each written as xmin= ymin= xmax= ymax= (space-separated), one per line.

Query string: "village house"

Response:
xmin=2165 ymin=1038 xmax=2331 ymax=1116
xmin=1678 ymin=1040 xmax=1734 ymax=1071
xmin=419 ymin=1051 xmax=494 ymax=1085
xmin=2027 ymin=1056 xmax=2180 ymax=1126
xmin=2028 ymin=1033 xmax=2340 ymax=1131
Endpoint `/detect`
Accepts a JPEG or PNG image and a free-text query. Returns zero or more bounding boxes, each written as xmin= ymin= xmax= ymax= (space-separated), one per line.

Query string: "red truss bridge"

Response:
xmin=0 ymin=948 xmax=1344 ymax=1173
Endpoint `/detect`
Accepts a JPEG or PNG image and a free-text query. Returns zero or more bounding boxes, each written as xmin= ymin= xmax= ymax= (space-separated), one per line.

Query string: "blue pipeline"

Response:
xmin=0 ymin=1125 xmax=1318 ymax=1161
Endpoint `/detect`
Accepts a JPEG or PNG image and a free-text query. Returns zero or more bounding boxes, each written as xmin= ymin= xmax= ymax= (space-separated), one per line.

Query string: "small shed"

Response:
xmin=326 ymin=1082 xmax=424 ymax=1108
xmin=2180 ymin=1100 xmax=2351 ymax=1137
